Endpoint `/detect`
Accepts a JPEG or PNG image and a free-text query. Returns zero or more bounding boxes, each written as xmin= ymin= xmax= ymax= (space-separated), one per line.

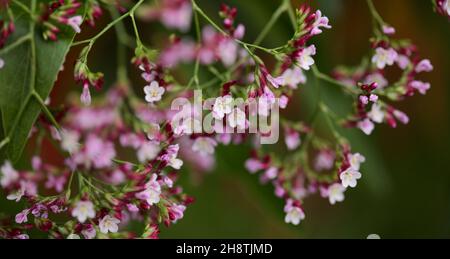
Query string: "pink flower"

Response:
xmin=372 ymin=47 xmax=398 ymax=69
xmin=410 ymin=80 xmax=431 ymax=95
xmin=233 ymin=24 xmax=245 ymax=39
xmin=382 ymin=25 xmax=396 ymax=35
xmin=314 ymin=150 xmax=336 ymax=171
xmin=285 ymin=129 xmax=301 ymax=150
xmin=1 ymin=161 xmax=19 ymax=188
xmin=358 ymin=118 xmax=375 ymax=135
xmin=279 ymin=95 xmax=289 ymax=109
xmin=415 ymin=59 xmax=434 ymax=73
xmin=136 ymin=174 xmax=161 ymax=206
xmin=67 ymin=16 xmax=83 ymax=33
xmin=168 ymin=204 xmax=186 ymax=223
xmin=218 ymin=39 xmax=238 ymax=67
xmin=80 ymin=83 xmax=92 ymax=106
xmin=81 ymin=224 xmax=97 ymax=239
xmin=364 ymin=72 xmax=388 ymax=89
xmin=85 ymin=135 xmax=116 ymax=168
xmin=160 ymin=1 xmax=192 ymax=32
xmin=311 ymin=10 xmax=332 ymax=35
xmin=396 ymin=54 xmax=410 ymax=69
xmin=393 ymin=110 xmax=410 ymax=124
xmin=15 ymin=209 xmax=29 ymax=224
xmin=45 ymin=174 xmax=67 ymax=193
xmin=264 ymin=167 xmax=278 ymax=180
xmin=0 ymin=58 xmax=4 ymax=69
xmin=266 ymin=73 xmax=285 ymax=89
xmin=245 ymin=158 xmax=264 ymax=173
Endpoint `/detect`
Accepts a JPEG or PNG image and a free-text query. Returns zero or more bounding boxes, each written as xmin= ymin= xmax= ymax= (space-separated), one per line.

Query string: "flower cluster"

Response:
xmin=0 ymin=0 xmax=441 ymax=237
xmin=0 ymin=89 xmax=192 ymax=239
xmin=39 ymin=0 xmax=83 ymax=40
xmin=334 ymin=22 xmax=433 ymax=135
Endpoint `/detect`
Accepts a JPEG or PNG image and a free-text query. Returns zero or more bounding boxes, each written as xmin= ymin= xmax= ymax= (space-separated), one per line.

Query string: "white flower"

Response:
xmin=213 ymin=95 xmax=233 ymax=120
xmin=137 ymin=142 xmax=160 ymax=163
xmin=136 ymin=174 xmax=161 ymax=206
xmin=348 ymin=153 xmax=366 ymax=171
xmin=67 ymin=234 xmax=81 ymax=239
xmin=146 ymin=123 xmax=161 ymax=141
xmin=192 ymin=137 xmax=217 ymax=156
xmin=0 ymin=58 xmax=4 ymax=69
xmin=168 ymin=156 xmax=183 ymax=170
xmin=284 ymin=206 xmax=305 ymax=225
xmin=371 ymin=47 xmax=398 ymax=69
xmin=165 ymin=145 xmax=184 ymax=170
xmin=296 ymin=45 xmax=316 ymax=70
xmin=7 ymin=187 xmax=25 ymax=202
xmin=227 ymin=108 xmax=247 ymax=129
xmin=1 ymin=161 xmax=19 ymax=188
xmin=340 ymin=169 xmax=362 ymax=188
xmin=328 ymin=183 xmax=346 ymax=205
xmin=367 ymin=104 xmax=385 ymax=124
xmin=60 ymin=129 xmax=80 ymax=154
xmin=99 ymin=215 xmax=120 ymax=234
xmin=281 ymin=67 xmax=307 ymax=89
xmin=357 ymin=118 xmax=375 ymax=135
xmin=71 ymin=200 xmax=96 ymax=223
xmin=144 ymin=81 xmax=165 ymax=103
xmin=67 ymin=16 xmax=83 ymax=33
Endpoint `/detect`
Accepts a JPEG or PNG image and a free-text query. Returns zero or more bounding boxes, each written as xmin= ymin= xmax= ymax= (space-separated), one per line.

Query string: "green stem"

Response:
xmin=32 ymin=91 xmax=61 ymax=131
xmin=366 ymin=0 xmax=385 ymax=26
xmin=72 ymin=0 xmax=145 ymax=47
xmin=312 ymin=65 xmax=359 ymax=95
xmin=253 ymin=1 xmax=288 ymax=46
xmin=0 ymin=34 xmax=32 ymax=55
xmin=12 ymin=0 xmax=33 ymax=16
xmin=284 ymin=0 xmax=297 ymax=30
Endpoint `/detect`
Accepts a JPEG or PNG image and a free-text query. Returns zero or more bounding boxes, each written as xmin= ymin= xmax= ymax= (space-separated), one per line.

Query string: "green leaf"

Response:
xmin=0 ymin=0 xmax=77 ymax=162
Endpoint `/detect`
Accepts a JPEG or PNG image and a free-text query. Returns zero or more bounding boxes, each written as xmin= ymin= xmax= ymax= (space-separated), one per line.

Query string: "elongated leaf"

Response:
xmin=0 ymin=1 xmax=77 ymax=162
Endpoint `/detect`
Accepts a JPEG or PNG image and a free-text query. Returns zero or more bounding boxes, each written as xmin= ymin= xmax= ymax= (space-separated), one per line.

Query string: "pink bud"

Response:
xmin=80 ymin=84 xmax=92 ymax=106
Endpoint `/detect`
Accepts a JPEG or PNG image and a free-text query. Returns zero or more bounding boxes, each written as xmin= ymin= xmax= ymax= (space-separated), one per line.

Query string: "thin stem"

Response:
xmin=366 ymin=0 xmax=385 ymax=26
xmin=0 ymin=34 xmax=32 ymax=55
xmin=32 ymin=91 xmax=61 ymax=131
xmin=312 ymin=65 xmax=359 ymax=95
xmin=72 ymin=0 xmax=145 ymax=47
xmin=0 ymin=137 xmax=10 ymax=151
xmin=12 ymin=0 xmax=33 ymax=16
xmin=284 ymin=0 xmax=297 ymax=30
xmin=253 ymin=1 xmax=288 ymax=46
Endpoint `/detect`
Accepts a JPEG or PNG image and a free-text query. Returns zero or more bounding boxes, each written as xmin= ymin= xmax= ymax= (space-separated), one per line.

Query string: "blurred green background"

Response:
xmin=19 ymin=0 xmax=450 ymax=238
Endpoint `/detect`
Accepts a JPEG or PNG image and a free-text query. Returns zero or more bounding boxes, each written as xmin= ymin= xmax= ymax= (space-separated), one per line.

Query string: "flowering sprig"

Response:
xmin=0 ymin=0 xmax=442 ymax=237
